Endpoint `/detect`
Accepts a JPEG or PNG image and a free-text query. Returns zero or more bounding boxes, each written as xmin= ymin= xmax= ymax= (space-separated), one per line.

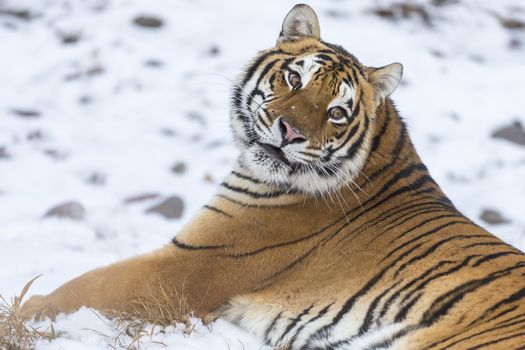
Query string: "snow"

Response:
xmin=0 ymin=0 xmax=524 ymax=348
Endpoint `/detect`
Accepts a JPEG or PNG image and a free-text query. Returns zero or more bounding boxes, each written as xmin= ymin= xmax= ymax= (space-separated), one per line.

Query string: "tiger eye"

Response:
xmin=288 ymin=72 xmax=301 ymax=88
xmin=329 ymin=107 xmax=347 ymax=121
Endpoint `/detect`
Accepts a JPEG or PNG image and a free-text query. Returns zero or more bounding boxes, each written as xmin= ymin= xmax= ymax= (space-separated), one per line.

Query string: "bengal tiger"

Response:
xmin=22 ymin=4 xmax=525 ymax=349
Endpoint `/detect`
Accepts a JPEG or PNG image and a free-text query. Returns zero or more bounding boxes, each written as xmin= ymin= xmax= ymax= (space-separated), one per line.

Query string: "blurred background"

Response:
xmin=0 ymin=0 xmax=524 ymax=347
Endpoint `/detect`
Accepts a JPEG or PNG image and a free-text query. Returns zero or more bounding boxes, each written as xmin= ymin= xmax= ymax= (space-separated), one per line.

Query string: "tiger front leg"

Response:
xmin=21 ymin=244 xmax=219 ymax=322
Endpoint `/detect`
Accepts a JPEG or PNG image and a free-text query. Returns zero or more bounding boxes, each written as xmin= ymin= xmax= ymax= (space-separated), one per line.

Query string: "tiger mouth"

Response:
xmin=257 ymin=142 xmax=290 ymax=166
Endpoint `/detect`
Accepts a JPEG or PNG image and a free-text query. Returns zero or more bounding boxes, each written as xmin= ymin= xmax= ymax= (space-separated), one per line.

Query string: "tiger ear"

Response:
xmin=278 ymin=4 xmax=321 ymax=43
xmin=368 ymin=63 xmax=403 ymax=105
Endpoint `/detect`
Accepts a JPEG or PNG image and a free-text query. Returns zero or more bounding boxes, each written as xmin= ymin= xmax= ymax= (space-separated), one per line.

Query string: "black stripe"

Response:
xmin=264 ymin=311 xmax=284 ymax=343
xmin=346 ymin=117 xmax=369 ymax=159
xmin=420 ymin=262 xmax=525 ymax=327
xmin=371 ymin=102 xmax=391 ymax=152
xmin=276 ymin=303 xmax=315 ymax=344
xmin=171 ymin=237 xmax=228 ymax=250
xmin=375 ymin=259 xmax=455 ymax=325
xmin=348 ymin=201 xmax=449 ymax=247
xmin=466 ymin=331 xmax=525 ymax=350
xmin=231 ymin=171 xmax=262 ymax=184
xmin=330 ymin=104 xmax=363 ymax=153
xmin=437 ymin=318 xmax=525 ymax=350
xmin=220 ymin=181 xmax=285 ymax=198
xmin=399 ymin=255 xmax=481 ymax=307
xmin=472 ymin=251 xmax=523 ymax=267
xmin=394 ymin=291 xmax=422 ymax=322
xmin=373 ymin=210 xmax=460 ymax=246
xmin=463 ymin=241 xmax=511 ymax=249
xmin=203 ymin=205 xmax=232 ymax=218
xmin=261 ymin=245 xmax=318 ymax=284
xmin=369 ymin=120 xmax=408 ymax=181
xmin=385 ymin=220 xmax=469 ymax=261
xmin=288 ymin=303 xmax=333 ymax=349
xmin=216 ymin=193 xmax=296 ymax=209
xmin=471 ymin=287 xmax=525 ymax=326
xmin=393 ymin=234 xmax=487 ymax=278
xmin=242 ymin=49 xmax=282 ymax=85
xmin=485 ymin=305 xmax=519 ymax=325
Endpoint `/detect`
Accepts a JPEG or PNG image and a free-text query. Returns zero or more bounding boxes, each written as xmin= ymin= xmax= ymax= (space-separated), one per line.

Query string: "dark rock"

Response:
xmin=133 ymin=15 xmax=163 ymax=29
xmin=59 ymin=32 xmax=81 ymax=45
xmin=449 ymin=112 xmax=460 ymax=121
xmin=480 ymin=209 xmax=509 ymax=225
xmin=0 ymin=8 xmax=34 ymax=21
xmin=86 ymin=173 xmax=106 ymax=186
xmin=86 ymin=65 xmax=104 ymax=76
xmin=492 ymin=121 xmax=525 ymax=146
xmin=187 ymin=111 xmax=206 ymax=125
xmin=207 ymin=45 xmax=220 ymax=56
xmin=205 ymin=140 xmax=226 ymax=149
xmin=44 ymin=201 xmax=85 ymax=220
xmin=430 ymin=49 xmax=444 ymax=58
xmin=10 ymin=108 xmax=41 ymax=118
xmin=325 ymin=9 xmax=349 ymax=18
xmin=146 ymin=196 xmax=184 ymax=219
xmin=371 ymin=3 xmax=432 ymax=26
xmin=79 ymin=95 xmax=92 ymax=104
xmin=160 ymin=128 xmax=177 ymax=137
xmin=0 ymin=146 xmax=10 ymax=159
xmin=431 ymin=0 xmax=458 ymax=6
xmin=509 ymin=38 xmax=522 ymax=50
xmin=27 ymin=130 xmax=43 ymax=141
xmin=124 ymin=192 xmax=160 ymax=204
xmin=171 ymin=162 xmax=187 ymax=174
xmin=43 ymin=149 xmax=67 ymax=160
xmin=498 ymin=16 xmax=525 ymax=30
xmin=144 ymin=59 xmax=164 ymax=67
xmin=469 ymin=54 xmax=484 ymax=63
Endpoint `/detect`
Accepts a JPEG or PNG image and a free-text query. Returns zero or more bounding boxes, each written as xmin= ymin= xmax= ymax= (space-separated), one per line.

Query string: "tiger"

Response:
xmin=21 ymin=4 xmax=525 ymax=350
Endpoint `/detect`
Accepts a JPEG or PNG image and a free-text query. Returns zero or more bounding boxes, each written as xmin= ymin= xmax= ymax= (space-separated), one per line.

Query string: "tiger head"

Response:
xmin=231 ymin=4 xmax=403 ymax=195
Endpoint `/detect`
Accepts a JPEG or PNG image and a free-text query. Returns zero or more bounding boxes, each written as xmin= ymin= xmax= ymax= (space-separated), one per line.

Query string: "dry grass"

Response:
xmin=0 ymin=276 xmax=62 ymax=350
xmin=0 ymin=277 xmax=196 ymax=350
xmin=88 ymin=280 xmax=196 ymax=350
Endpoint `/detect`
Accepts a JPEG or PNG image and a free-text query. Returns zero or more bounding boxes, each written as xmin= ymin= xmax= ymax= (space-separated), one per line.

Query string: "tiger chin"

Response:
xmin=21 ymin=4 xmax=525 ymax=350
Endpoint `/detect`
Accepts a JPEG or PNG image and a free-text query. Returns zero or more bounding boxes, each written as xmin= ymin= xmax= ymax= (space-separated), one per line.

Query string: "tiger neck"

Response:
xmin=218 ymin=98 xmax=448 ymax=213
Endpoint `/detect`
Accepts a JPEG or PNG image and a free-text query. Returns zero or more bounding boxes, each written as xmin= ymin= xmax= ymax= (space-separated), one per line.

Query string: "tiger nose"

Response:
xmin=279 ymin=118 xmax=306 ymax=144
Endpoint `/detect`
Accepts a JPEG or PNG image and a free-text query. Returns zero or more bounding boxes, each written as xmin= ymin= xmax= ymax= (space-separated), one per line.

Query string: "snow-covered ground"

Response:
xmin=1 ymin=0 xmax=524 ymax=348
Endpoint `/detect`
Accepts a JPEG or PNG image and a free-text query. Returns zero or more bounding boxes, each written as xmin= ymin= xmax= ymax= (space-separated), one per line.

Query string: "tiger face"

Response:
xmin=231 ymin=5 xmax=403 ymax=195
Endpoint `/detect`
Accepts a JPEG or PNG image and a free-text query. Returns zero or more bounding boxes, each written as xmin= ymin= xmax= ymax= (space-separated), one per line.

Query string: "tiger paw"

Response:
xmin=21 ymin=295 xmax=59 ymax=321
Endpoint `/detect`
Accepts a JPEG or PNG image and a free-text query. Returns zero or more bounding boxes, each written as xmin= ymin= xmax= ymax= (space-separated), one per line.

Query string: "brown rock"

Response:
xmin=371 ymin=3 xmax=432 ymax=26
xmin=133 ymin=15 xmax=163 ymax=28
xmin=203 ymin=173 xmax=215 ymax=183
xmin=480 ymin=209 xmax=509 ymax=225
xmin=0 ymin=8 xmax=33 ymax=21
xmin=10 ymin=108 xmax=41 ymax=118
xmin=146 ymin=196 xmax=184 ymax=219
xmin=44 ymin=201 xmax=85 ymax=220
xmin=492 ymin=121 xmax=525 ymax=146
xmin=498 ymin=16 xmax=525 ymax=30
xmin=124 ymin=193 xmax=160 ymax=204
xmin=171 ymin=162 xmax=187 ymax=174
xmin=59 ymin=32 xmax=81 ymax=45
